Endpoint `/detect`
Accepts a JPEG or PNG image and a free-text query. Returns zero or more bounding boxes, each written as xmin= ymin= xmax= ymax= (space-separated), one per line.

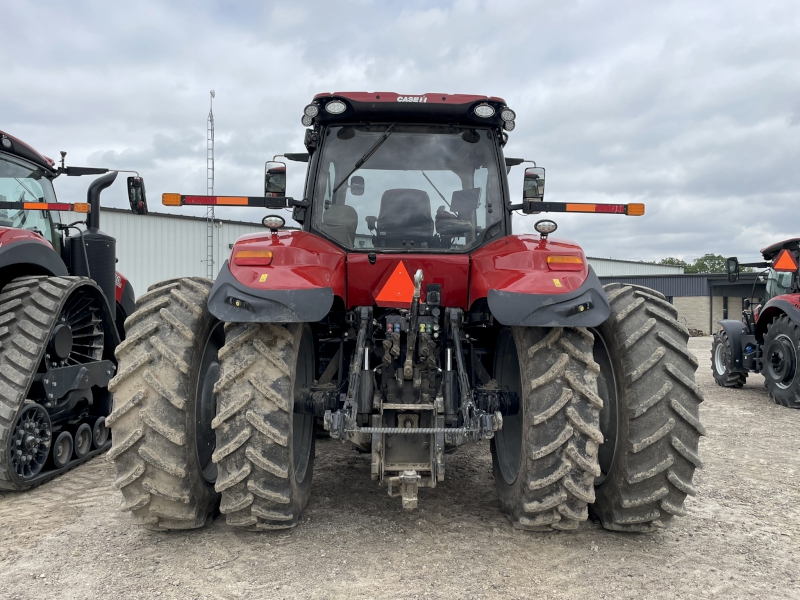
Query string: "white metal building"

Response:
xmin=587 ymin=257 xmax=683 ymax=277
xmin=70 ymin=208 xmax=263 ymax=296
xmin=74 ymin=209 xmax=683 ymax=298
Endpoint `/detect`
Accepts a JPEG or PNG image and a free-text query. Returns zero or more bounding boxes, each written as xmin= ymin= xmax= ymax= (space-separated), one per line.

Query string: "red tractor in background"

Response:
xmin=109 ymin=93 xmax=703 ymax=534
xmin=0 ymin=130 xmax=148 ymax=490
xmin=713 ymin=240 xmax=800 ymax=407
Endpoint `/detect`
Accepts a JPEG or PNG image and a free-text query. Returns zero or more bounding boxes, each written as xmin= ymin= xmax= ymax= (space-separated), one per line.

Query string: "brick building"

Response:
xmin=598 ymin=273 xmax=766 ymax=335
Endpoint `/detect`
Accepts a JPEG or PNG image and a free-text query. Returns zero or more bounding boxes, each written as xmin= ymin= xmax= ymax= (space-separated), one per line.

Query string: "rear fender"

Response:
xmin=208 ymin=230 xmax=346 ymax=323
xmin=0 ymin=237 xmax=67 ymax=289
xmin=114 ymin=272 xmax=135 ymax=340
xmin=754 ymin=295 xmax=800 ymax=342
xmin=716 ymin=319 xmax=754 ymax=373
xmin=470 ymin=234 xmax=610 ymax=327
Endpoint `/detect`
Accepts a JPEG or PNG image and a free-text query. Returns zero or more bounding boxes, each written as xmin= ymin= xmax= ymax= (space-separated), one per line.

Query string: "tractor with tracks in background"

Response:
xmin=109 ymin=93 xmax=703 ymax=533
xmin=0 ymin=130 xmax=147 ymax=491
xmin=713 ymin=241 xmax=800 ymax=407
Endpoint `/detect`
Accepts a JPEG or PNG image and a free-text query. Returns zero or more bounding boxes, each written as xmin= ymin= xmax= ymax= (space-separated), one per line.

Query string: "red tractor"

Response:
xmin=109 ymin=93 xmax=702 ymax=533
xmin=0 ymin=130 xmax=147 ymax=491
xmin=713 ymin=241 xmax=800 ymax=407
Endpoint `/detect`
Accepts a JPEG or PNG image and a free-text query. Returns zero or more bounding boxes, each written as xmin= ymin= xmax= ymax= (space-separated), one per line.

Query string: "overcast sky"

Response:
xmin=3 ymin=0 xmax=798 ymax=264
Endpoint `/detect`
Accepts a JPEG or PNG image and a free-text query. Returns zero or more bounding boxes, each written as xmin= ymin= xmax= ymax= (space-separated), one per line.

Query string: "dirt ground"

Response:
xmin=1 ymin=337 xmax=798 ymax=599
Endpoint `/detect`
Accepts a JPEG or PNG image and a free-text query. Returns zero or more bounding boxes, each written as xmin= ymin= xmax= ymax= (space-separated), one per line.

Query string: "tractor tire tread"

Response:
xmin=593 ymin=284 xmax=703 ymax=532
xmin=107 ymin=277 xmax=219 ymax=529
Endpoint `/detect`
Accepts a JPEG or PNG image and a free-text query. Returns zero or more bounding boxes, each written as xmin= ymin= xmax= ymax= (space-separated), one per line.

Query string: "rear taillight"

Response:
xmin=233 ymin=249 xmax=273 ymax=266
xmin=547 ymin=255 xmax=583 ymax=271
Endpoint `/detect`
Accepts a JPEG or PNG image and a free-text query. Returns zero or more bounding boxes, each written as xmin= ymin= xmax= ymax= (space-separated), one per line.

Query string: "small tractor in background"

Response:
xmin=713 ymin=240 xmax=800 ymax=407
xmin=109 ymin=93 xmax=703 ymax=534
xmin=0 ymin=130 xmax=148 ymax=490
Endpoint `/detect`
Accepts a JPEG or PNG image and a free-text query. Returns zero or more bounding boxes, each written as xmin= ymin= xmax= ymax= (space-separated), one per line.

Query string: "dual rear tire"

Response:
xmin=491 ymin=283 xmax=704 ymax=532
xmin=108 ymin=278 xmax=315 ymax=530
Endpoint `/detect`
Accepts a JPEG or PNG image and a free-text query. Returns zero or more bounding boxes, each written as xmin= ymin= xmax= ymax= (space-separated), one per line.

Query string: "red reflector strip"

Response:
xmin=593 ymin=204 xmax=627 ymax=214
xmin=184 ymin=196 xmax=258 ymax=206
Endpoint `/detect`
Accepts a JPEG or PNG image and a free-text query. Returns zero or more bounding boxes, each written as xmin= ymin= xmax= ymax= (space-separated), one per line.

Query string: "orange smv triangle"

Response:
xmin=773 ymin=249 xmax=799 ymax=272
xmin=375 ymin=261 xmax=416 ymax=307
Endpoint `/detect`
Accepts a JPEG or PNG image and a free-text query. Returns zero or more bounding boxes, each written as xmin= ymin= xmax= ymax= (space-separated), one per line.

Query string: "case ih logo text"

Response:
xmin=397 ymin=96 xmax=427 ymax=103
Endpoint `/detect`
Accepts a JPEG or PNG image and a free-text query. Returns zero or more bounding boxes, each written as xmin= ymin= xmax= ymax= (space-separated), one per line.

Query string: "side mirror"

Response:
xmin=743 ymin=298 xmax=751 ymax=310
xmin=523 ymin=167 xmax=545 ymax=200
xmin=726 ymin=257 xmax=740 ymax=283
xmin=127 ymin=176 xmax=148 ymax=215
xmin=264 ymin=161 xmax=287 ymax=197
xmin=350 ymin=176 xmax=365 ymax=196
xmin=365 ymin=216 xmax=377 ymax=232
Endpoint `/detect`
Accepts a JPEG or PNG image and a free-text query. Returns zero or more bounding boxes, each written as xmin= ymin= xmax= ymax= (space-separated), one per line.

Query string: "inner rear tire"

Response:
xmin=491 ymin=326 xmax=603 ymax=531
xmin=711 ymin=330 xmax=747 ymax=388
xmin=213 ymin=322 xmax=316 ymax=531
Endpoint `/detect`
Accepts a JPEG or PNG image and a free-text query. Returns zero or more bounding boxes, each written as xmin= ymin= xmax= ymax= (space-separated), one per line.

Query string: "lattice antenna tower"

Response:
xmin=206 ymin=90 xmax=216 ymax=278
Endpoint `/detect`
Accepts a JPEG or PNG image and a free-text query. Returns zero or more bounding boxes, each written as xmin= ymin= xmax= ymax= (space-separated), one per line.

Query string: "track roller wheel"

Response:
xmin=491 ymin=326 xmax=603 ymax=531
xmin=74 ymin=423 xmax=93 ymax=459
xmin=590 ymin=283 xmax=704 ymax=532
xmin=52 ymin=432 xmax=73 ymax=469
xmin=213 ymin=322 xmax=316 ymax=531
xmin=711 ymin=330 xmax=747 ymax=388
xmin=93 ymin=417 xmax=109 ymax=448
xmin=762 ymin=315 xmax=800 ymax=408
xmin=107 ymin=278 xmax=221 ymax=530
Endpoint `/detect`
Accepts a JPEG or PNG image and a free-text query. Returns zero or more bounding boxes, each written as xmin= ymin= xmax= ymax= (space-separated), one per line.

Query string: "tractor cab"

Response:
xmin=0 ymin=144 xmax=63 ymax=249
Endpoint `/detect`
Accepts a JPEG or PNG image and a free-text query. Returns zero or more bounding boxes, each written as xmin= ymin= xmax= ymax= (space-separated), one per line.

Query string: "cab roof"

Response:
xmin=761 ymin=238 xmax=800 ymax=261
xmin=0 ymin=130 xmax=55 ymax=173
xmin=310 ymin=92 xmax=511 ymax=128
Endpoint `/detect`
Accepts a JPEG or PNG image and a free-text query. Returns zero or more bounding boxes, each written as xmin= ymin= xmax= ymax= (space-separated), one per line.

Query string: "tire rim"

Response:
xmin=74 ymin=423 xmax=92 ymax=458
xmin=52 ymin=431 xmax=73 ymax=469
xmin=9 ymin=404 xmax=52 ymax=481
xmin=493 ymin=329 xmax=522 ymax=486
xmin=767 ymin=333 xmax=797 ymax=390
xmin=293 ymin=327 xmax=315 ymax=485
xmin=590 ymin=328 xmax=619 ymax=485
xmin=195 ymin=321 xmax=225 ymax=484
xmin=714 ymin=340 xmax=727 ymax=375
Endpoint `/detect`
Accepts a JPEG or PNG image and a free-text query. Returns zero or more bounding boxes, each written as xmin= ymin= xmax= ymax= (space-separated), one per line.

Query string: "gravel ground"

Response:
xmin=1 ymin=337 xmax=798 ymax=599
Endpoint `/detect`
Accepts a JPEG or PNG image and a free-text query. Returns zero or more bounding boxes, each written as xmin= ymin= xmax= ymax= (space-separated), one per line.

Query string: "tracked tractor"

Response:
xmin=713 ymin=241 xmax=800 ymax=407
xmin=109 ymin=93 xmax=703 ymax=533
xmin=0 ymin=130 xmax=148 ymax=491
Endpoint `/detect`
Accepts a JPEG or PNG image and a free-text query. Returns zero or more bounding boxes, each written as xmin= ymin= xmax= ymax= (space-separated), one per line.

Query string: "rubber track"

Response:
xmin=213 ymin=322 xmax=305 ymax=530
xmin=711 ymin=330 xmax=747 ymax=388
xmin=510 ymin=326 xmax=603 ymax=531
xmin=0 ymin=276 xmax=105 ymax=491
xmin=107 ymin=277 xmax=219 ymax=529
xmin=594 ymin=283 xmax=704 ymax=532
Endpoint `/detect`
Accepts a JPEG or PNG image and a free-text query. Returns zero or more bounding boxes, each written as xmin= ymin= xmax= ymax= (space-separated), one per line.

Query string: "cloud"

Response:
xmin=2 ymin=0 xmax=798 ymax=265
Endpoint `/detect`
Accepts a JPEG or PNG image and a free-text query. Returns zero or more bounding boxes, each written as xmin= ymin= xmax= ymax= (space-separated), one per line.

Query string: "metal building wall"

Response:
xmin=587 ymin=257 xmax=683 ymax=277
xmin=67 ymin=208 xmax=263 ymax=296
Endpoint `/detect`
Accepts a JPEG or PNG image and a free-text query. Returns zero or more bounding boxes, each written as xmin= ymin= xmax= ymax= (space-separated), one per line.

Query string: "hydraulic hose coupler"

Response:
xmin=404 ymin=269 xmax=425 ymax=379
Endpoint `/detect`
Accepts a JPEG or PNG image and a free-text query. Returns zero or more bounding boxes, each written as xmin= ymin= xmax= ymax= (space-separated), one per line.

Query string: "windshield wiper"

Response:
xmin=332 ymin=123 xmax=397 ymax=194
xmin=421 ymin=171 xmax=450 ymax=208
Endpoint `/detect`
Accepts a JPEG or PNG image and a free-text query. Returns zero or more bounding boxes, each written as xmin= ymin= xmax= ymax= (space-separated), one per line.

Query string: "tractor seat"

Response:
xmin=376 ymin=189 xmax=434 ymax=243
xmin=322 ymin=204 xmax=358 ymax=247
